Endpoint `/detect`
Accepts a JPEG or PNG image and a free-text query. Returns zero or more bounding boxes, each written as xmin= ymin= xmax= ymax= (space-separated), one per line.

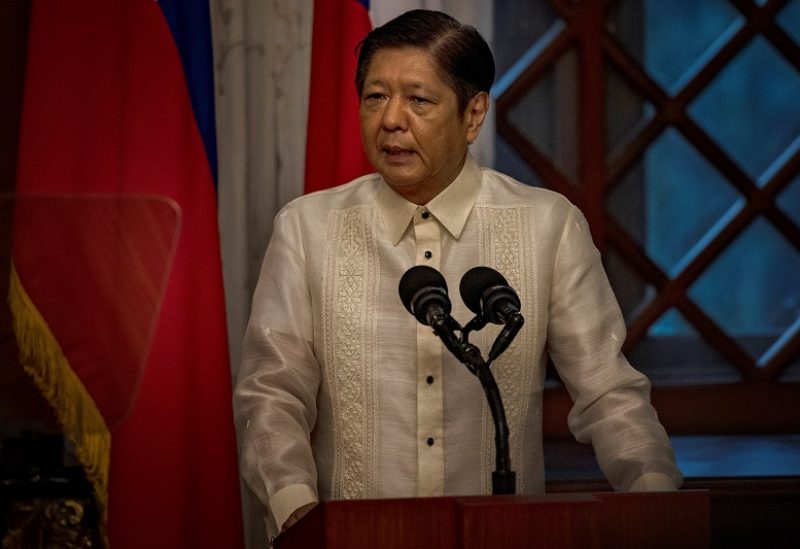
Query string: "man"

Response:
xmin=234 ymin=9 xmax=682 ymax=539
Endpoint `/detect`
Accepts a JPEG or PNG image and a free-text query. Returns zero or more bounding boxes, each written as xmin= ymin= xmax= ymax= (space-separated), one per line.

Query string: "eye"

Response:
xmin=411 ymin=96 xmax=429 ymax=105
xmin=364 ymin=92 xmax=386 ymax=101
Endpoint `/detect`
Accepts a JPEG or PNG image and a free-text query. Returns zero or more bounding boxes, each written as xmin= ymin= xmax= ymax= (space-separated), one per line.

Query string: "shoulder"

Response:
xmin=277 ymin=173 xmax=382 ymax=221
xmin=478 ymin=167 xmax=576 ymax=215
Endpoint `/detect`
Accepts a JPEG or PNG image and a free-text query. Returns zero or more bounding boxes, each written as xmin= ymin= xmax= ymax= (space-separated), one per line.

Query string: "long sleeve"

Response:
xmin=234 ymin=163 xmax=683 ymax=543
xmin=546 ymin=204 xmax=683 ymax=491
xmin=234 ymin=203 xmax=320 ymax=533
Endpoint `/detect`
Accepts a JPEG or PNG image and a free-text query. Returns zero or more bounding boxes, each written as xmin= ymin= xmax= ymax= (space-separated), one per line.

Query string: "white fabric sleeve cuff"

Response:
xmin=269 ymin=484 xmax=318 ymax=531
xmin=628 ymin=472 xmax=679 ymax=492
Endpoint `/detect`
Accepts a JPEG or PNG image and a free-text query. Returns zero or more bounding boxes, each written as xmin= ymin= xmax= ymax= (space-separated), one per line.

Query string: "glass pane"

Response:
xmin=689 ymin=36 xmax=800 ymax=181
xmin=777 ymin=173 xmax=800 ymax=227
xmin=604 ymin=62 xmax=656 ymax=163
xmin=7 ymin=194 xmax=180 ymax=429
xmin=607 ymin=0 xmax=743 ymax=92
xmin=604 ymin=248 xmax=653 ymax=323
xmin=760 ymin=319 xmax=800 ymax=376
xmin=644 ymin=128 xmax=742 ymax=274
xmin=508 ymin=47 xmax=578 ymax=183
xmin=778 ymin=0 xmax=800 ymax=44
xmin=688 ymin=217 xmax=800 ymax=360
xmin=780 ymin=350 xmax=800 ymax=382
xmin=608 ymin=166 xmax=647 ymax=247
xmin=493 ymin=0 xmax=561 ymax=78
xmin=633 ymin=309 xmax=741 ymax=385
xmin=673 ymin=435 xmax=800 ymax=477
xmin=494 ymin=134 xmax=545 ymax=188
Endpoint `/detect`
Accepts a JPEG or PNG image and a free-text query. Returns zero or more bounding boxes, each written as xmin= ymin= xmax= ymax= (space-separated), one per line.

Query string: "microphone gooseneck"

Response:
xmin=399 ymin=265 xmax=517 ymax=494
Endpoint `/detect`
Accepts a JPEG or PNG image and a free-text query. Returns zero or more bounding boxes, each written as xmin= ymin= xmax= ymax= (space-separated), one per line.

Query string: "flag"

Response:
xmin=305 ymin=0 xmax=374 ymax=193
xmin=12 ymin=1 xmax=243 ymax=547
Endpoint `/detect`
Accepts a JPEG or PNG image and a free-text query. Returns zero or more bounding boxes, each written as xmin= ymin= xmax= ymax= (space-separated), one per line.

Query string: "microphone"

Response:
xmin=401 ymin=266 xmax=516 ymax=494
xmin=398 ymin=266 xmax=465 ymax=361
xmin=459 ymin=267 xmax=525 ymax=362
xmin=399 ymin=265 xmax=451 ymax=325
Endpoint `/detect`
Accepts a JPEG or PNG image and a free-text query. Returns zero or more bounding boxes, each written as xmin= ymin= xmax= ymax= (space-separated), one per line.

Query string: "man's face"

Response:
xmin=359 ymin=47 xmax=485 ymax=204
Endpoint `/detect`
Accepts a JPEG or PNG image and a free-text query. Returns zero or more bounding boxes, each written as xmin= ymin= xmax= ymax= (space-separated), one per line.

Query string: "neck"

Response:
xmin=393 ymin=154 xmax=467 ymax=205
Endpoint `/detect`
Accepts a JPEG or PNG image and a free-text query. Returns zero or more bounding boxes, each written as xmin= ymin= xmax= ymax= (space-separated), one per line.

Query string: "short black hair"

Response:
xmin=355 ymin=10 xmax=495 ymax=113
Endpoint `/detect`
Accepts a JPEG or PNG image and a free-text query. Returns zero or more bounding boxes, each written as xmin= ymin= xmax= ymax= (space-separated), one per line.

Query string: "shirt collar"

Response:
xmin=377 ymin=154 xmax=483 ymax=246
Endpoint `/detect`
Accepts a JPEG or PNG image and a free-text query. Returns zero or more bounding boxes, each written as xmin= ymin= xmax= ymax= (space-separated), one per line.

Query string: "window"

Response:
xmin=493 ymin=0 xmax=800 ymax=438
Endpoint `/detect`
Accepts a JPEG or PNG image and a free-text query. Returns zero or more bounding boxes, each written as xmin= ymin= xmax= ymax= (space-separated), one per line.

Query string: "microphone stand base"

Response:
xmin=492 ymin=470 xmax=516 ymax=495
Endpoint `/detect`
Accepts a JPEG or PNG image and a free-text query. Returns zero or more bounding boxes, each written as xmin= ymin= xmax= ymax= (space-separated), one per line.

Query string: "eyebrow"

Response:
xmin=363 ymin=79 xmax=437 ymax=95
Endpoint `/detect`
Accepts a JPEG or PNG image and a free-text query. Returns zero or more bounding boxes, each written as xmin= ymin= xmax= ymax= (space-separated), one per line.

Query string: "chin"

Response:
xmin=383 ymin=169 xmax=422 ymax=186
xmin=383 ymin=175 xmax=423 ymax=196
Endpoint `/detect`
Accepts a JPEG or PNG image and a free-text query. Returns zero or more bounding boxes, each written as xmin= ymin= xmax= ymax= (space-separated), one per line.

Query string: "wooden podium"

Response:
xmin=274 ymin=491 xmax=710 ymax=549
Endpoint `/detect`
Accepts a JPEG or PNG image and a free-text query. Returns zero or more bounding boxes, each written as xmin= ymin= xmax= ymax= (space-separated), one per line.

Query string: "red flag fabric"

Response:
xmin=13 ymin=1 xmax=243 ymax=547
xmin=305 ymin=0 xmax=374 ymax=193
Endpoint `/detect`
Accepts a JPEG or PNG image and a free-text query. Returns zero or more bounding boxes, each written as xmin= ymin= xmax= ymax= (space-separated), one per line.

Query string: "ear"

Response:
xmin=465 ymin=91 xmax=489 ymax=144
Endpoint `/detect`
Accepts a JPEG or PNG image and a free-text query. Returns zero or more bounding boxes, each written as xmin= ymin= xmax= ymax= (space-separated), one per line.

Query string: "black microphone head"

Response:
xmin=459 ymin=266 xmax=509 ymax=316
xmin=398 ymin=265 xmax=451 ymax=325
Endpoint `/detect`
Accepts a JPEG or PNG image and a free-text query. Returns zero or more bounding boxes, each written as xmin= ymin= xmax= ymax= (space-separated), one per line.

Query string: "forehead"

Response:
xmin=364 ymin=47 xmax=447 ymax=88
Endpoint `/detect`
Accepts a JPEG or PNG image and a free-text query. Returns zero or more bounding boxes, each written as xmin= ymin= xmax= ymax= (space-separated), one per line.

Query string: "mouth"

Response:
xmin=383 ymin=145 xmax=412 ymax=153
xmin=381 ymin=146 xmax=415 ymax=161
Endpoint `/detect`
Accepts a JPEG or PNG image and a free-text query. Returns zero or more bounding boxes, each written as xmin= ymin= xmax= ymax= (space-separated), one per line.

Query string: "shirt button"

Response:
xmin=421 ymin=210 xmax=430 ymax=219
xmin=426 ymin=437 xmax=435 ymax=446
xmin=426 ymin=375 xmax=434 ymax=384
xmin=424 ymin=251 xmax=432 ymax=259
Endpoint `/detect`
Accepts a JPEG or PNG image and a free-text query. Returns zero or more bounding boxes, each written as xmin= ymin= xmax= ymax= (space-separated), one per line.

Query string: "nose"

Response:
xmin=381 ymin=97 xmax=407 ymax=131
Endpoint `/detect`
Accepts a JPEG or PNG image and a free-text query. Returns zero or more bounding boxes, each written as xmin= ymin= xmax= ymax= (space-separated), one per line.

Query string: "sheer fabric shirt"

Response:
xmin=234 ymin=155 xmax=683 ymax=535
